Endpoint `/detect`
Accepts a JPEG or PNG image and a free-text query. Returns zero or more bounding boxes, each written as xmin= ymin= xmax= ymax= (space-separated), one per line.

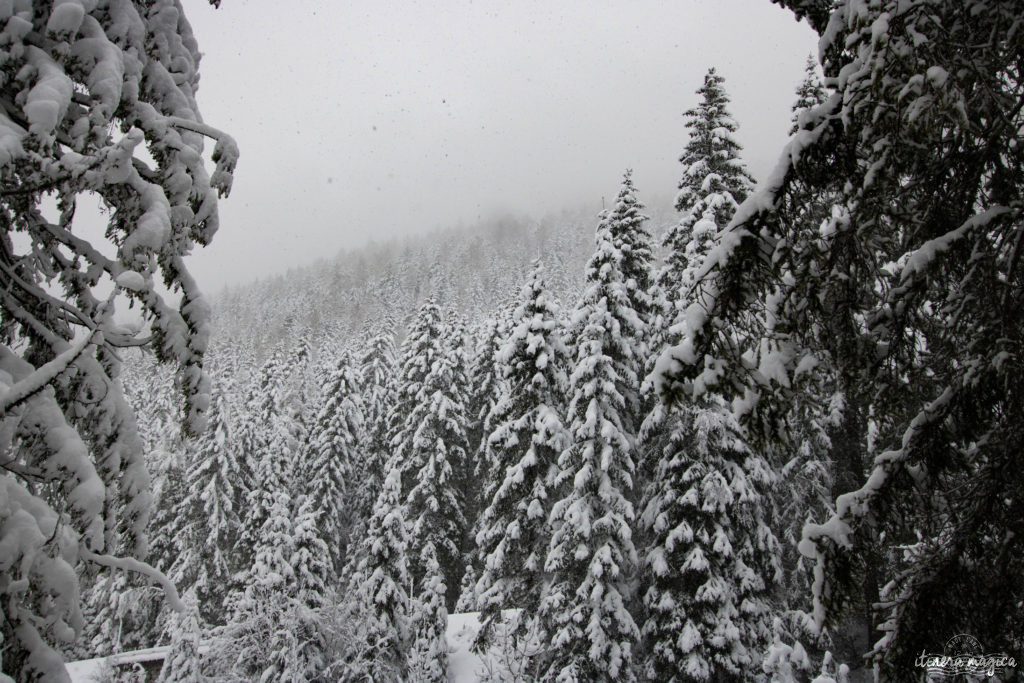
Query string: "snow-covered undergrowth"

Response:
xmin=67 ymin=612 xmax=505 ymax=682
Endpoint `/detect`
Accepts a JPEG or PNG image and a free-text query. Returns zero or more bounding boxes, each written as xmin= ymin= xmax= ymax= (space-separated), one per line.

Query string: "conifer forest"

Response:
xmin=1 ymin=0 xmax=1022 ymax=681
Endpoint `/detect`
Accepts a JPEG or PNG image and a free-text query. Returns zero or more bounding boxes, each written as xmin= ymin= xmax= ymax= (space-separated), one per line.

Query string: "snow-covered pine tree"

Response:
xmin=350 ymin=467 xmax=412 ymax=678
xmin=211 ymin=591 xmax=322 ymax=683
xmin=608 ymin=168 xmax=662 ymax=526
xmin=290 ymin=495 xmax=333 ymax=610
xmin=540 ymin=174 xmax=648 ymax=682
xmin=233 ymin=346 xmax=308 ymax=588
xmin=637 ymin=67 xmax=780 ymax=679
xmin=157 ymin=589 xmax=205 ymax=683
xmin=278 ymin=338 xmax=316 ymax=484
xmin=147 ymin=458 xmax=189 ymax=579
xmin=442 ymin=309 xmax=476 ymax=539
xmin=232 ymin=350 xmax=287 ymax=575
xmin=0 ymin=1 xmax=236 ymax=676
xmin=640 ymin=404 xmax=780 ymax=680
xmin=215 ymin=489 xmax=333 ymax=681
xmin=170 ymin=387 xmax=243 ymax=625
xmin=121 ymin=357 xmax=184 ymax=474
xmin=453 ymin=562 xmax=480 ymax=615
xmin=597 ymin=170 xmax=655 ymax=435
xmin=390 ymin=300 xmax=469 ymax=609
xmin=355 ymin=325 xmax=397 ymax=522
xmin=248 ymin=491 xmax=297 ymax=598
xmin=473 ymin=261 xmax=572 ymax=649
xmin=389 ymin=299 xmax=445 ymax=494
xmin=659 ymin=68 xmax=755 ymax=300
xmin=606 ymin=171 xmax=657 ymax=363
xmin=464 ymin=317 xmax=506 ymax=524
xmin=77 ymin=570 xmax=165 ymax=660
xmin=285 ymin=333 xmax=318 ymax=433
xmin=302 ymin=350 xmax=365 ymax=574
xmin=404 ymin=390 xmax=470 ymax=611
xmin=789 ymin=55 xmax=827 ymax=136
xmin=658 ymin=0 xmax=1024 ymax=673
xmin=408 ymin=543 xmax=449 ymax=683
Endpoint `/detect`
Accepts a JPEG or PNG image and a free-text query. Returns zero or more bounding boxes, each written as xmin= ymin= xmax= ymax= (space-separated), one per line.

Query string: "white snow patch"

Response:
xmin=24 ymin=47 xmax=74 ymax=137
xmin=0 ymin=113 xmax=25 ymax=165
xmin=46 ymin=1 xmax=85 ymax=36
xmin=447 ymin=611 xmax=485 ymax=682
xmin=925 ymin=65 xmax=948 ymax=88
xmin=115 ymin=270 xmax=148 ymax=292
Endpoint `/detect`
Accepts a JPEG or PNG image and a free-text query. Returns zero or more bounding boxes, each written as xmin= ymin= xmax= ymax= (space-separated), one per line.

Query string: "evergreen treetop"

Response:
xmin=662 ymin=68 xmax=755 ymax=299
xmin=790 ymin=55 xmax=828 ymax=135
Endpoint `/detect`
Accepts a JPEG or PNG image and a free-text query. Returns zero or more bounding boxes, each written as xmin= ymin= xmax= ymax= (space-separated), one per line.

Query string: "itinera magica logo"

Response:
xmin=915 ymin=634 xmax=1017 ymax=679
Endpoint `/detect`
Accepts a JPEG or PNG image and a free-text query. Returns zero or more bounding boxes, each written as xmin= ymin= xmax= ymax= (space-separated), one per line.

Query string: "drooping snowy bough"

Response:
xmin=0 ymin=1 xmax=235 ymax=679
xmin=656 ymin=0 xmax=1023 ymax=674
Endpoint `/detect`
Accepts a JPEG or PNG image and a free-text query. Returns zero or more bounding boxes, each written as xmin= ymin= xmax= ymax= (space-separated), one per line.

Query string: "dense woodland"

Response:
xmin=1 ymin=0 xmax=1022 ymax=681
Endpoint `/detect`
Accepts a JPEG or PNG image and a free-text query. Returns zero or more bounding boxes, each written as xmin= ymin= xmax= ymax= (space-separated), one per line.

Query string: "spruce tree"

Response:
xmin=639 ymin=67 xmax=780 ymax=679
xmin=147 ymin=458 xmax=189 ymax=578
xmin=408 ymin=543 xmax=449 ymax=683
xmin=464 ymin=317 xmax=506 ymax=520
xmin=459 ymin=315 xmax=515 ymax=611
xmin=540 ymin=174 xmax=649 ymax=681
xmin=473 ymin=261 xmax=572 ymax=648
xmin=248 ymin=491 xmax=297 ymax=595
xmin=0 ymin=1 xmax=236 ymax=673
xmin=356 ymin=325 xmax=397 ymax=522
xmin=789 ymin=55 xmax=827 ymax=136
xmin=219 ymin=493 xmax=325 ymax=681
xmin=233 ymin=350 xmax=289 ymax=578
xmin=660 ymin=68 xmax=755 ymax=299
xmin=170 ymin=388 xmax=244 ymax=625
xmin=303 ymin=351 xmax=365 ymax=573
xmin=158 ymin=590 xmax=206 ymax=683
xmin=658 ymin=0 xmax=1024 ymax=673
xmin=443 ymin=309 xmax=476 ymax=541
xmin=599 ymin=170 xmax=656 ymax=433
xmin=351 ymin=467 xmax=413 ymax=678
xmin=390 ymin=300 xmax=469 ymax=609
xmin=404 ymin=388 xmax=469 ymax=611
xmin=640 ymin=405 xmax=780 ymax=680
xmin=290 ymin=495 xmax=333 ymax=609
xmin=388 ymin=300 xmax=445 ymax=496
xmin=606 ymin=173 xmax=657 ymax=378
xmin=234 ymin=345 xmax=310 ymax=591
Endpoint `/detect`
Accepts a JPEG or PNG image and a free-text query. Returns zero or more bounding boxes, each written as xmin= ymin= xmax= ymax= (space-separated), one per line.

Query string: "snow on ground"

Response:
xmin=448 ymin=611 xmax=487 ymax=682
xmin=64 ymin=657 xmax=104 ymax=682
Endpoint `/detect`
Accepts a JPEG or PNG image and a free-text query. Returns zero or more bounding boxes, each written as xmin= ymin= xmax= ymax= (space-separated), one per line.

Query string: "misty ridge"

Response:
xmin=2 ymin=1 xmax=1022 ymax=683
xmin=209 ymin=199 xmax=680 ymax=355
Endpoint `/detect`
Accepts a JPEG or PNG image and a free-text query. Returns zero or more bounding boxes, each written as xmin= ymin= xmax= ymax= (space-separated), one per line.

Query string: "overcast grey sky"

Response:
xmin=182 ymin=0 xmax=818 ymax=291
